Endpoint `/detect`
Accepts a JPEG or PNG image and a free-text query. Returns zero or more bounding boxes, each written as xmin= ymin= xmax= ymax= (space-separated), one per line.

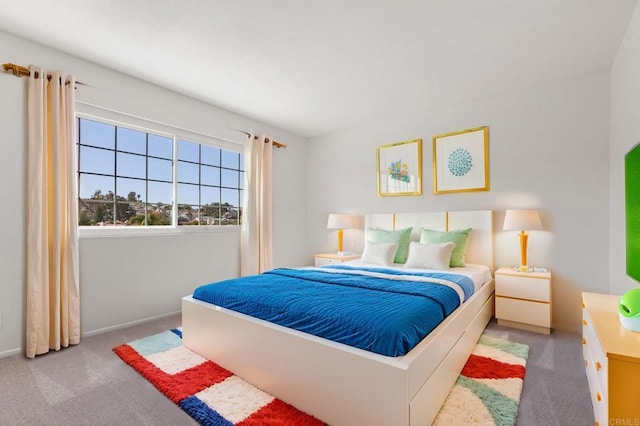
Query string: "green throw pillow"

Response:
xmin=367 ymin=227 xmax=413 ymax=264
xmin=420 ymin=228 xmax=472 ymax=267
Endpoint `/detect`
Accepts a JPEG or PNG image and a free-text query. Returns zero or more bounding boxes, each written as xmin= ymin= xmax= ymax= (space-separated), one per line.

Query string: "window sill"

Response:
xmin=79 ymin=225 xmax=240 ymax=239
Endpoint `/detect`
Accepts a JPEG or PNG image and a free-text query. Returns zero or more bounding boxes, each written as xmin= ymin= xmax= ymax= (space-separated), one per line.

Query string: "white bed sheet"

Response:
xmin=340 ymin=260 xmax=493 ymax=292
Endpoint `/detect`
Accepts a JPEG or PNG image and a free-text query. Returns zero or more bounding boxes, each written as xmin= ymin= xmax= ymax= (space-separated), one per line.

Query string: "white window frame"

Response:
xmin=76 ymin=103 xmax=245 ymax=238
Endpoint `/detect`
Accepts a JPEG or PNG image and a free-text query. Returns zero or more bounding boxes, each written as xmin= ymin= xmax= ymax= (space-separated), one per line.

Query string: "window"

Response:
xmin=77 ymin=117 xmax=244 ymax=228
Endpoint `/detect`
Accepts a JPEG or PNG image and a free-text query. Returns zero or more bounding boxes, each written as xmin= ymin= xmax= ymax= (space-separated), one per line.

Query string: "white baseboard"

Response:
xmin=82 ymin=310 xmax=181 ymax=337
xmin=0 ymin=347 xmax=21 ymax=359
xmin=0 ymin=310 xmax=181 ymax=359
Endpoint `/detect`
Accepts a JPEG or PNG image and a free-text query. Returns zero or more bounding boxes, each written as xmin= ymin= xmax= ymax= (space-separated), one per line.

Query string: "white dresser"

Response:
xmin=582 ymin=292 xmax=640 ymax=426
xmin=494 ymin=267 xmax=551 ymax=334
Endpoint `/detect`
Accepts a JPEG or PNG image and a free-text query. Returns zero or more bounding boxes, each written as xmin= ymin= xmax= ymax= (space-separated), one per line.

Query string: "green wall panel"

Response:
xmin=626 ymin=143 xmax=640 ymax=283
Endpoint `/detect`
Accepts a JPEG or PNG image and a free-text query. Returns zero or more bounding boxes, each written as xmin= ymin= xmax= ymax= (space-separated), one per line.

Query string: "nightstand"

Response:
xmin=314 ymin=253 xmax=360 ymax=267
xmin=494 ymin=267 xmax=552 ymax=334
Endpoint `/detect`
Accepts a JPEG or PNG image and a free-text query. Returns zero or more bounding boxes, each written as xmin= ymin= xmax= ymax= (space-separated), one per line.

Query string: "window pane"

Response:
xmin=117 ymin=152 xmax=146 ymax=179
xmin=148 ymin=134 xmax=173 ymax=159
xmin=178 ymin=140 xmax=199 ymax=162
xmin=201 ymin=145 xmax=220 ymax=166
xmin=79 ymin=146 xmax=114 ymax=175
xmin=177 ymin=183 xmax=199 ymax=205
xmin=79 ymin=174 xmax=114 ymax=200
xmin=115 ymin=202 xmax=137 ymax=225
xmin=117 ymin=127 xmax=146 ymax=154
xmin=148 ymin=181 xmax=172 ymax=205
xmin=178 ymin=205 xmax=199 ymax=225
xmin=178 ymin=161 xmax=199 ymax=183
xmin=80 ymin=119 xmax=114 ymax=149
xmin=239 ymin=154 xmax=245 ymax=172
xmin=201 ymin=165 xmax=220 ymax=186
xmin=239 ymin=189 xmax=244 ymax=208
xmin=146 ymin=204 xmax=171 ymax=226
xmin=222 ymin=188 xmax=239 ymax=207
xmin=79 ymin=200 xmax=112 ymax=225
xmin=221 ymin=169 xmax=239 ymax=188
xmin=220 ymin=194 xmax=239 ymax=225
xmin=221 ymin=150 xmax=239 ymax=169
xmin=201 ymin=186 xmax=220 ymax=205
xmin=222 ymin=209 xmax=240 ymax=225
xmin=148 ymin=157 xmax=172 ymax=182
xmin=78 ymin=174 xmax=114 ymax=226
xmin=240 ymin=171 xmax=245 ymax=190
xmin=116 ymin=177 xmax=146 ymax=201
xmin=200 ymin=201 xmax=219 ymax=225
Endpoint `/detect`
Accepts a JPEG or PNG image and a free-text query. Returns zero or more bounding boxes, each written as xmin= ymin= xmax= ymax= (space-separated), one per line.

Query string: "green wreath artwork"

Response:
xmin=447 ymin=148 xmax=473 ymax=177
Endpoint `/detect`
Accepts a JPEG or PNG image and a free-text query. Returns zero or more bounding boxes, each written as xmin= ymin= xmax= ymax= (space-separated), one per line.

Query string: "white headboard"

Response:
xmin=364 ymin=210 xmax=494 ymax=271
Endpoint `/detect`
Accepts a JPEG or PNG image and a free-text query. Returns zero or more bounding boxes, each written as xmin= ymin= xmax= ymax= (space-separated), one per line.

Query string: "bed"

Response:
xmin=182 ymin=210 xmax=494 ymax=425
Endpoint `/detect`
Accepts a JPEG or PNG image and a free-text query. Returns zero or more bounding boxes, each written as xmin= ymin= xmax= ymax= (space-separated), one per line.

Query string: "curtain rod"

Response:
xmin=5 ymin=62 xmax=285 ymax=149
xmin=255 ymin=135 xmax=286 ymax=149
xmin=236 ymin=129 xmax=286 ymax=149
xmin=3 ymin=62 xmax=87 ymax=86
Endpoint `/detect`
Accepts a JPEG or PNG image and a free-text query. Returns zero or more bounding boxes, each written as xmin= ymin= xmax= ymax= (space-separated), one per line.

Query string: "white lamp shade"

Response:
xmin=327 ymin=213 xmax=353 ymax=230
xmin=503 ymin=209 xmax=543 ymax=231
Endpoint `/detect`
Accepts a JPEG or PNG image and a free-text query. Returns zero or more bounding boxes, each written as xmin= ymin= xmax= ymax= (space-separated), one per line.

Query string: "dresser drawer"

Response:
xmin=495 ymin=273 xmax=550 ymax=302
xmin=583 ymin=308 xmax=608 ymax=399
xmin=584 ymin=351 xmax=608 ymax=426
xmin=495 ymin=296 xmax=551 ymax=327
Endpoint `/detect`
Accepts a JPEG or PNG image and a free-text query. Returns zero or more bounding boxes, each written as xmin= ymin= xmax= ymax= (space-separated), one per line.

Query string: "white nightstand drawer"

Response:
xmin=495 ymin=273 xmax=550 ymax=302
xmin=495 ymin=296 xmax=551 ymax=327
xmin=314 ymin=253 xmax=360 ymax=267
xmin=315 ymin=257 xmax=340 ymax=267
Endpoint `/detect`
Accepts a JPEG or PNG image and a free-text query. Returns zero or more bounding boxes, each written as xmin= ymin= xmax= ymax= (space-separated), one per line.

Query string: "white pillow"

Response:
xmin=404 ymin=241 xmax=456 ymax=270
xmin=361 ymin=241 xmax=399 ymax=266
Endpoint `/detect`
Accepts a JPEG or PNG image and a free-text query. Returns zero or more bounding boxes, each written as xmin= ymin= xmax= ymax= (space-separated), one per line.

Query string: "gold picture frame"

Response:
xmin=433 ymin=126 xmax=489 ymax=194
xmin=377 ymin=138 xmax=422 ymax=197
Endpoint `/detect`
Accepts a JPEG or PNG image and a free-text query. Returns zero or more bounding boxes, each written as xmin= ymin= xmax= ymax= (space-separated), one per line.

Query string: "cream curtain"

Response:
xmin=26 ymin=66 xmax=80 ymax=358
xmin=240 ymin=134 xmax=273 ymax=276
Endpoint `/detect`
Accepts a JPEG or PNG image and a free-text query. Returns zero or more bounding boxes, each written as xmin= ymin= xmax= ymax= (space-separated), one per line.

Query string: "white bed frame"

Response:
xmin=182 ymin=210 xmax=494 ymax=426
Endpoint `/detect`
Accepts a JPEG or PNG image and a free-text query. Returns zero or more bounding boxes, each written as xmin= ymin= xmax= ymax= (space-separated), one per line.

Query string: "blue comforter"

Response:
xmin=192 ymin=266 xmax=474 ymax=357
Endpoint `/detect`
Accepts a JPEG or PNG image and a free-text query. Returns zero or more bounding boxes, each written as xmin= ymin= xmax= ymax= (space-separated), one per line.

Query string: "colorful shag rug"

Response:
xmin=434 ymin=334 xmax=530 ymax=426
xmin=114 ymin=330 xmax=528 ymax=426
xmin=113 ymin=328 xmax=324 ymax=425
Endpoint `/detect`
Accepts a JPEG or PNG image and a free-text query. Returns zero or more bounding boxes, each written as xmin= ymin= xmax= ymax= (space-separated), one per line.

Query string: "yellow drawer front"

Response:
xmin=584 ymin=355 xmax=608 ymax=426
xmin=495 ymin=274 xmax=550 ymax=302
xmin=495 ymin=297 xmax=550 ymax=327
xmin=583 ymin=308 xmax=608 ymax=399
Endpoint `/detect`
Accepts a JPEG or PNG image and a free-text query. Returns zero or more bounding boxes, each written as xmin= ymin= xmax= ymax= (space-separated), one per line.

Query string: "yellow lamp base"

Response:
xmin=519 ymin=230 xmax=529 ymax=271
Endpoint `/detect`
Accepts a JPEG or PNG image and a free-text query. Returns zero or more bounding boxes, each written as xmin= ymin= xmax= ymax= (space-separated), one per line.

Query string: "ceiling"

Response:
xmin=0 ymin=1 xmax=637 ymax=138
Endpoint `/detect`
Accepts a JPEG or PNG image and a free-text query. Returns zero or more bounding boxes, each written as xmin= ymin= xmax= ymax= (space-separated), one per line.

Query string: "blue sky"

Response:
xmin=78 ymin=119 xmax=244 ymax=207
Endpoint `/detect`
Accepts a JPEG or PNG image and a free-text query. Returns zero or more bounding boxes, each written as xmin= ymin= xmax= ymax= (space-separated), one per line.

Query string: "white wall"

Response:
xmin=610 ymin=3 xmax=640 ymax=296
xmin=307 ymin=71 xmax=611 ymax=332
xmin=0 ymin=30 xmax=309 ymax=355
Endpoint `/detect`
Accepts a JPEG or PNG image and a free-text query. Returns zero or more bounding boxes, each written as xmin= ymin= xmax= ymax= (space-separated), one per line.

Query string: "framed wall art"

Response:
xmin=377 ymin=138 xmax=422 ymax=197
xmin=433 ymin=126 xmax=489 ymax=194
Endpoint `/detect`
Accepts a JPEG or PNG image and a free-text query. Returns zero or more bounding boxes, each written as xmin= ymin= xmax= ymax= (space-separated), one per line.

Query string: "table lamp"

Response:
xmin=327 ymin=213 xmax=353 ymax=255
xmin=503 ymin=209 xmax=543 ymax=271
